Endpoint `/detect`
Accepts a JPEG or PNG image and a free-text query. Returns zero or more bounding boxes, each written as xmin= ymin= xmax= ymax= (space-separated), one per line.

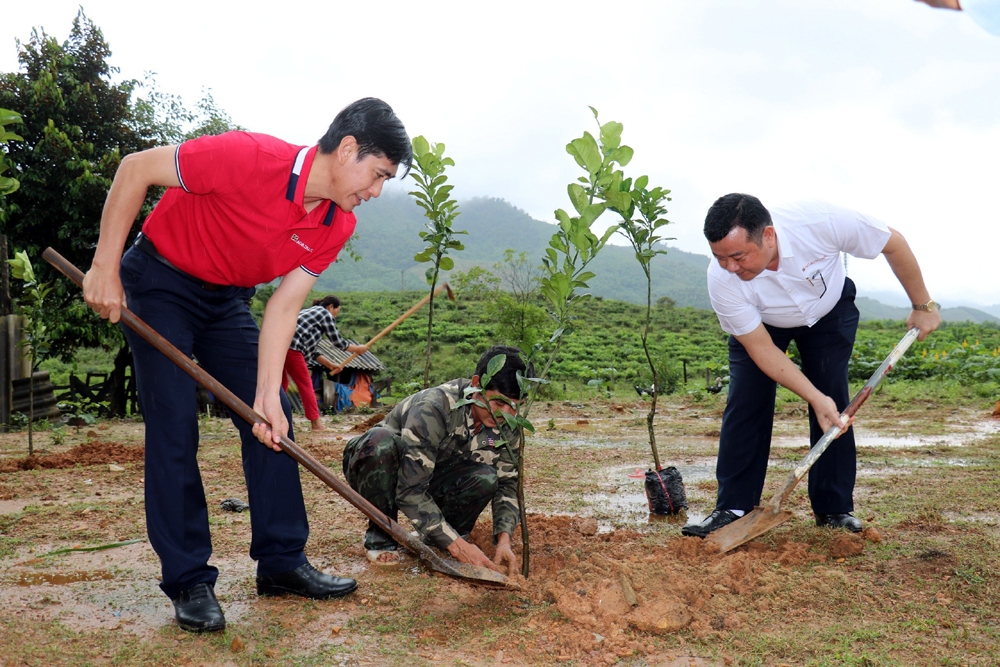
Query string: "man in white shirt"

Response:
xmin=682 ymin=194 xmax=941 ymax=538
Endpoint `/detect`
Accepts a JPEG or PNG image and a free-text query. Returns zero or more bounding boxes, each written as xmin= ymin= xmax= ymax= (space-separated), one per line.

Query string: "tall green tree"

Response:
xmin=408 ymin=136 xmax=466 ymax=388
xmin=0 ymin=10 xmax=240 ymax=416
xmin=0 ymin=11 xmax=161 ymax=379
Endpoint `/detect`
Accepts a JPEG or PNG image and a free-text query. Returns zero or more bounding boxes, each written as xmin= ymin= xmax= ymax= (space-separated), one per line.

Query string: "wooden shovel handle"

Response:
xmin=334 ymin=282 xmax=453 ymax=370
xmin=40 ymin=248 xmax=492 ymax=581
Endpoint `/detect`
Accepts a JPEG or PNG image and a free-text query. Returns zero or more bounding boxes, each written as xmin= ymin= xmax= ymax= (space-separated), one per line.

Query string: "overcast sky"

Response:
xmin=3 ymin=0 xmax=998 ymax=306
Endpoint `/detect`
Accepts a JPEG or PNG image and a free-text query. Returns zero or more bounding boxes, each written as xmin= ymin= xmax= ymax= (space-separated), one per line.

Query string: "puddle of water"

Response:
xmin=942 ymin=511 xmax=1000 ymax=525
xmin=0 ymin=499 xmax=29 ymax=515
xmin=7 ymin=570 xmax=116 ymax=586
xmin=580 ymin=463 xmax=720 ymax=526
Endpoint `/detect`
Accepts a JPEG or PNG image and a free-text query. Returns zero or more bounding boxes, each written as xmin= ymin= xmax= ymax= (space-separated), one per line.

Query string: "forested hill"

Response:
xmin=315 ymin=194 xmax=714 ymax=309
xmin=316 ymin=193 xmax=999 ymax=323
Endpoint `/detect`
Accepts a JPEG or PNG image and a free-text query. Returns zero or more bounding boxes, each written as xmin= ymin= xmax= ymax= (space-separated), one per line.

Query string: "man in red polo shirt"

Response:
xmin=82 ymin=98 xmax=411 ymax=633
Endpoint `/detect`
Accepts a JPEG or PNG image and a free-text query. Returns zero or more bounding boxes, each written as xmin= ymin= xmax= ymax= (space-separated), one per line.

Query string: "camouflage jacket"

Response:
xmin=381 ymin=378 xmax=520 ymax=548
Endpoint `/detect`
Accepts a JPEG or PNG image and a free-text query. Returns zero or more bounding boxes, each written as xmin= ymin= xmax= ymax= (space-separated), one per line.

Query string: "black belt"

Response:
xmin=134 ymin=233 xmax=228 ymax=291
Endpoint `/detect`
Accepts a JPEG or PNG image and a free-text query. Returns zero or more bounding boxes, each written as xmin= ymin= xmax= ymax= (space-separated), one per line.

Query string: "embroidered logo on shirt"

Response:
xmin=290 ymin=234 xmax=314 ymax=253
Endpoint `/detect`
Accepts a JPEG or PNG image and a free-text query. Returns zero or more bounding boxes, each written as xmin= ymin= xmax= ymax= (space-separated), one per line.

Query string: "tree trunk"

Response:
xmin=106 ymin=344 xmax=133 ymax=417
xmin=517 ymin=431 xmax=530 ymax=578
xmin=422 ymin=264 xmax=440 ymax=389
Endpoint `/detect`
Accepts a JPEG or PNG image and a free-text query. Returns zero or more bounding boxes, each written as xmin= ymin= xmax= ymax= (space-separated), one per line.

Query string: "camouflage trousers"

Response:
xmin=343 ymin=427 xmax=498 ymax=551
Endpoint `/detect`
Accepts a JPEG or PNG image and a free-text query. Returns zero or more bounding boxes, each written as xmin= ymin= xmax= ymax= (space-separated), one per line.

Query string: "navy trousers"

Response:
xmin=120 ymin=247 xmax=309 ymax=600
xmin=716 ymin=278 xmax=859 ymax=515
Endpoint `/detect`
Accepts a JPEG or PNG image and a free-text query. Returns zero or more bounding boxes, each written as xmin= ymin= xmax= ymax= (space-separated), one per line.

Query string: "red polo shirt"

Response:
xmin=140 ymin=131 xmax=355 ymax=287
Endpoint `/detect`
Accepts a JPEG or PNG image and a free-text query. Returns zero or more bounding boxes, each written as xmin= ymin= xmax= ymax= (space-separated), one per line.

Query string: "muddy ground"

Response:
xmin=1 ymin=394 xmax=999 ymax=666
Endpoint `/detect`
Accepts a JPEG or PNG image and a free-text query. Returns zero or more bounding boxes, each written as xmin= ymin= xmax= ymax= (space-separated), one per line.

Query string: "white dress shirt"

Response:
xmin=707 ymin=200 xmax=892 ymax=336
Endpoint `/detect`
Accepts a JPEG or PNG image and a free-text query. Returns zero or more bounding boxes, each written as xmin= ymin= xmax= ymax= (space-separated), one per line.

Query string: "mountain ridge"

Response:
xmin=317 ymin=194 xmax=997 ymax=324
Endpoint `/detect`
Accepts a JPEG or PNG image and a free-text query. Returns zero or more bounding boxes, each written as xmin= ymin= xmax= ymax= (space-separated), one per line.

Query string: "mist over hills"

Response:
xmin=317 ymin=194 xmax=714 ymax=309
xmin=317 ymin=194 xmax=998 ymax=323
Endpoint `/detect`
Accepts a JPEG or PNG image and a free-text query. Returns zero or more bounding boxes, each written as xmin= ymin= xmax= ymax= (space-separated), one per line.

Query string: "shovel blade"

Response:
xmin=704 ymin=506 xmax=794 ymax=553
xmin=396 ymin=529 xmax=518 ymax=588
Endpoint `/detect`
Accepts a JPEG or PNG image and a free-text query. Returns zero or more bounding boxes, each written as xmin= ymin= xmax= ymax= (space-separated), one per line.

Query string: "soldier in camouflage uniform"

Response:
xmin=343 ymin=346 xmax=524 ymax=573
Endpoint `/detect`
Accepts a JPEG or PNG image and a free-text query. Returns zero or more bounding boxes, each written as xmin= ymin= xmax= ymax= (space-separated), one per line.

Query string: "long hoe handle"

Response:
xmin=335 ymin=282 xmax=453 ymax=370
xmin=42 ymin=249 xmax=508 ymax=587
xmin=766 ymin=327 xmax=920 ymax=511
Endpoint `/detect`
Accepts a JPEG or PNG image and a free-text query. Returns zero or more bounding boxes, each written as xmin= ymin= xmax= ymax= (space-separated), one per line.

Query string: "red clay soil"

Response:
xmin=467 ymin=515 xmax=876 ymax=665
xmin=0 ymin=441 xmax=144 ymax=472
xmin=352 ymin=412 xmax=389 ymax=432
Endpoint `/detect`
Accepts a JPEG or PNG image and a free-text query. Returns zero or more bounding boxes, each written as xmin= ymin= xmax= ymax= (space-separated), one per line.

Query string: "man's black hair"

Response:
xmin=318 ymin=97 xmax=413 ymax=176
xmin=474 ymin=345 xmax=528 ymax=400
xmin=703 ymin=193 xmax=772 ymax=244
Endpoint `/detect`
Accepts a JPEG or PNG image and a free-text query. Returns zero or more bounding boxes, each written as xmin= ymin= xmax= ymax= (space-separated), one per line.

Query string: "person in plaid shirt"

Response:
xmin=283 ymin=294 xmax=368 ymax=431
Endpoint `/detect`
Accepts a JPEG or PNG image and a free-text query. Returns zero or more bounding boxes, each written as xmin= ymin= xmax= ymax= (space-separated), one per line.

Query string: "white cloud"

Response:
xmin=2 ymin=0 xmax=997 ymax=306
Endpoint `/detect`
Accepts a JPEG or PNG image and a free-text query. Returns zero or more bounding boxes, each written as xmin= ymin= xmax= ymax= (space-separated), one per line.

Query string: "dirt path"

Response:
xmin=1 ymin=397 xmax=998 ymax=666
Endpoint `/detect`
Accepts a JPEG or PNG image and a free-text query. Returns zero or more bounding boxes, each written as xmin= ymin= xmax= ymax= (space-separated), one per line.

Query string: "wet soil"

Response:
xmin=1 ymin=396 xmax=998 ymax=666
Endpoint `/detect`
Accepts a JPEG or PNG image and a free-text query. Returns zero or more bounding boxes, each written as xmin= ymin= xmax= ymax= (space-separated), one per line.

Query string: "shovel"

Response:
xmin=42 ymin=248 xmax=513 ymax=588
xmin=705 ymin=327 xmax=920 ymax=553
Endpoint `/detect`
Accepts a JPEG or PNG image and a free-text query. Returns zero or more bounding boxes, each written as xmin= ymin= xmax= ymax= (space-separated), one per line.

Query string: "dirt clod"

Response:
xmin=574 ymin=517 xmax=599 ymax=536
xmin=626 ymin=598 xmax=692 ymax=634
xmin=230 ymin=636 xmax=246 ymax=653
xmin=862 ymin=526 xmax=882 ymax=543
xmin=828 ymin=533 xmax=865 ymax=558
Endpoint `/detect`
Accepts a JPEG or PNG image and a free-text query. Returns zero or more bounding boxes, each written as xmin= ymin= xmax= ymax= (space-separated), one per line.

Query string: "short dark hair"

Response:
xmin=318 ymin=98 xmax=412 ymax=176
xmin=703 ymin=193 xmax=772 ymax=244
xmin=313 ymin=294 xmax=341 ymax=309
xmin=474 ymin=346 xmax=528 ymax=400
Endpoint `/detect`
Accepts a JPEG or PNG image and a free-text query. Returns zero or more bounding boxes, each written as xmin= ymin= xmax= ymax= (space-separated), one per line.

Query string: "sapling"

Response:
xmin=7 ymin=250 xmax=53 ymax=454
xmin=408 ymin=136 xmax=466 ymax=388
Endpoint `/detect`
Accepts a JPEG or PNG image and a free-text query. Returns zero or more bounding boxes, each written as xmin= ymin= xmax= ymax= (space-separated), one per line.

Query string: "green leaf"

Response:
xmin=483 ymin=353 xmax=506 ymax=387
xmin=568 ymin=183 xmax=588 ymax=215
xmin=612 ymin=145 xmax=633 ymax=167
xmin=439 ymin=256 xmax=455 ymax=271
xmin=569 ymin=133 xmax=602 ymax=175
xmin=411 ymin=135 xmax=430 ymax=157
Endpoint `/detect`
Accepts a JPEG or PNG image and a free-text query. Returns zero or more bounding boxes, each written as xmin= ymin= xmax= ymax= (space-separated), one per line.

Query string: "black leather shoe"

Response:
xmin=172 ymin=583 xmax=225 ymax=633
xmin=256 ymin=562 xmax=358 ymax=600
xmin=681 ymin=509 xmax=741 ymax=538
xmin=815 ymin=513 xmax=863 ymax=533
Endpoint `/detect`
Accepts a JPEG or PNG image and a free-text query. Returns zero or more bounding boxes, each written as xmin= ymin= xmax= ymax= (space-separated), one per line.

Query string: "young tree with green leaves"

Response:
xmin=408 ymin=136 xmax=466 ymax=388
xmin=512 ymin=108 xmax=631 ymax=576
xmin=605 ymin=176 xmax=673 ymax=469
xmin=7 ymin=251 xmax=52 ymax=454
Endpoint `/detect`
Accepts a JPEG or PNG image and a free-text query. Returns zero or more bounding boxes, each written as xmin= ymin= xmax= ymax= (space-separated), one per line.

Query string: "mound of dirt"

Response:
xmin=352 ymin=412 xmax=388 ymax=432
xmin=0 ymin=441 xmax=144 ymax=472
xmin=467 ymin=515 xmax=829 ymax=663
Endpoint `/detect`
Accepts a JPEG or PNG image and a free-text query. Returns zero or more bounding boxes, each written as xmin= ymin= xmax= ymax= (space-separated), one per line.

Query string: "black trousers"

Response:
xmin=716 ymin=278 xmax=859 ymax=515
xmin=121 ymin=247 xmax=308 ymax=600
